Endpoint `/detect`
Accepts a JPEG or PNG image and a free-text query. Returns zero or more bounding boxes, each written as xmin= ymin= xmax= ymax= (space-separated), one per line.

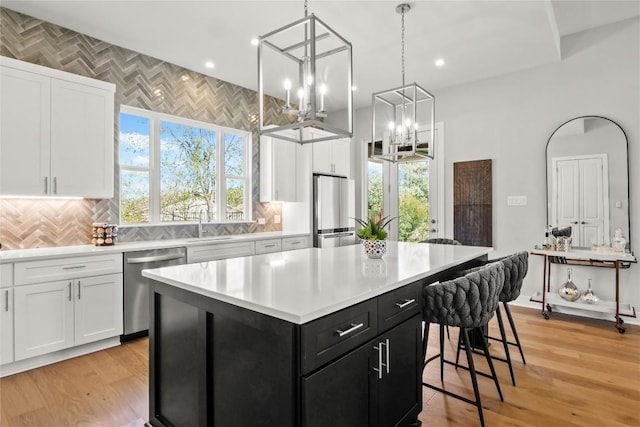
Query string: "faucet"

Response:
xmin=198 ymin=210 xmax=204 ymax=238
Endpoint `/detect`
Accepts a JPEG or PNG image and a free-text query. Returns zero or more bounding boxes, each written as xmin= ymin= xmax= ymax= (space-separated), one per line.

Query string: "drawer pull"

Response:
xmin=394 ymin=298 xmax=416 ymax=309
xmin=336 ymin=322 xmax=364 ymax=337
xmin=263 ymin=244 xmax=278 ymax=248
xmin=62 ymin=265 xmax=87 ymax=270
xmin=291 ymin=241 xmax=301 ymax=245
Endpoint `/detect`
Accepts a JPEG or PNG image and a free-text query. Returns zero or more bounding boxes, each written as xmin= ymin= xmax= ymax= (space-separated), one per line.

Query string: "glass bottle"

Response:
xmin=582 ymin=279 xmax=599 ymax=304
xmin=611 ymin=228 xmax=627 ymax=253
xmin=558 ymin=268 xmax=580 ymax=301
xmin=543 ymin=227 xmax=556 ymax=251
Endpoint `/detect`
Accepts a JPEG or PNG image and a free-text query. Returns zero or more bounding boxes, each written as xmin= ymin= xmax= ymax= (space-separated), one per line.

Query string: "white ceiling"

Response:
xmin=3 ymin=0 xmax=639 ymax=111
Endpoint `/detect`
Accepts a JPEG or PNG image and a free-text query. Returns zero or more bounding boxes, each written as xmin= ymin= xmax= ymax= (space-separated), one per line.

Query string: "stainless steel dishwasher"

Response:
xmin=122 ymin=247 xmax=187 ymax=341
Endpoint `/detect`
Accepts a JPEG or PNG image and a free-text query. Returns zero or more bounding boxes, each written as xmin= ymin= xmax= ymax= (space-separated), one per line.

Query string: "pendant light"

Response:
xmin=258 ymin=0 xmax=353 ymax=144
xmin=371 ymin=3 xmax=435 ymax=162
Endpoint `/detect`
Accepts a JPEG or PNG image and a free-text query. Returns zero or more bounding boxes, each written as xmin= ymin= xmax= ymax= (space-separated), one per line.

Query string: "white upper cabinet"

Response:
xmin=312 ymin=136 xmax=350 ymax=177
xmin=0 ymin=57 xmax=115 ymax=198
xmin=260 ymin=135 xmax=298 ymax=202
xmin=0 ymin=66 xmax=51 ymax=196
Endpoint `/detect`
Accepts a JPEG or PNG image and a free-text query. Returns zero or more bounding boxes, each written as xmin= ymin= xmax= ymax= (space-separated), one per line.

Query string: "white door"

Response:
xmin=0 ymin=288 xmax=14 ymax=365
xmin=74 ymin=274 xmax=123 ymax=345
xmin=0 ymin=66 xmax=51 ymax=196
xmin=552 ymin=155 xmax=608 ymax=246
xmin=50 ymin=79 xmax=114 ymax=198
xmin=14 ymin=281 xmax=74 ymax=361
xmin=366 ymin=123 xmax=444 ymax=242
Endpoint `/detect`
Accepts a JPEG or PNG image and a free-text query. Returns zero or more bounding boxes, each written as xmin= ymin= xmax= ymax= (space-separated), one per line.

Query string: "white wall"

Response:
xmin=351 ymin=18 xmax=640 ymax=323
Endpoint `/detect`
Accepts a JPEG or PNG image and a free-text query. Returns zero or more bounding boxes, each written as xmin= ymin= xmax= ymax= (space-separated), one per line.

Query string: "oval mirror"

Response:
xmin=546 ymin=116 xmax=630 ymax=249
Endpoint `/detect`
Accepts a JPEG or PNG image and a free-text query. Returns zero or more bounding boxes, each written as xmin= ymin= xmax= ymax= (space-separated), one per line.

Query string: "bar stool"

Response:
xmin=420 ymin=237 xmax=461 ymax=245
xmin=456 ymin=251 xmax=529 ymax=386
xmin=422 ymin=262 xmax=505 ymax=427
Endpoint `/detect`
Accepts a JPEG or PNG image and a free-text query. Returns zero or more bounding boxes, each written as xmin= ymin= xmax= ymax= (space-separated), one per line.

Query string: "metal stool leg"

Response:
xmin=496 ymin=305 xmax=516 ymax=386
xmin=478 ymin=328 xmax=504 ymax=401
xmin=439 ymin=324 xmax=445 ymax=381
xmin=504 ymin=302 xmax=526 ymax=364
xmin=422 ymin=322 xmax=431 ymax=369
xmin=462 ymin=328 xmax=486 ymax=427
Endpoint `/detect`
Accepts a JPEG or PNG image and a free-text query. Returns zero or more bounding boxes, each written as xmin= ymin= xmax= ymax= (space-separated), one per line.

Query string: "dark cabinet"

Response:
xmin=302 ymin=314 xmax=422 ymax=427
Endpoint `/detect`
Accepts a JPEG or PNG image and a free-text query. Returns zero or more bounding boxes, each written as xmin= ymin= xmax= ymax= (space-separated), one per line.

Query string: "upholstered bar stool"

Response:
xmin=422 ymin=262 xmax=505 ymax=427
xmin=456 ymin=251 xmax=529 ymax=386
xmin=420 ymin=237 xmax=461 ymax=245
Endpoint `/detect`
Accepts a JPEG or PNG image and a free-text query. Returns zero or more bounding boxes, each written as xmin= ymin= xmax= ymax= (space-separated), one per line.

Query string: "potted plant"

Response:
xmin=353 ymin=215 xmax=395 ymax=259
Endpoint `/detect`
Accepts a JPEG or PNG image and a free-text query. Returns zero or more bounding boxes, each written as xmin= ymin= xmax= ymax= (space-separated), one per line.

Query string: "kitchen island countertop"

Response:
xmin=142 ymin=241 xmax=492 ymax=324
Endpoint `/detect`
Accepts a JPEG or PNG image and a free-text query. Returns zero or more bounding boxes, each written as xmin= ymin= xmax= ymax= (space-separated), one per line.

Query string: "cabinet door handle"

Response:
xmin=394 ymin=298 xmax=416 ymax=309
xmin=384 ymin=338 xmax=390 ymax=374
xmin=68 ymin=282 xmax=72 ymax=301
xmin=53 ymin=177 xmax=57 ymax=194
xmin=77 ymin=280 xmax=81 ymax=300
xmin=4 ymin=290 xmax=8 ymax=312
xmin=275 ymin=191 xmax=279 ymax=200
xmin=63 ymin=265 xmax=86 ymax=270
xmin=373 ymin=342 xmax=384 ymax=379
xmin=44 ymin=177 xmax=48 ymax=194
xmin=336 ymin=322 xmax=364 ymax=337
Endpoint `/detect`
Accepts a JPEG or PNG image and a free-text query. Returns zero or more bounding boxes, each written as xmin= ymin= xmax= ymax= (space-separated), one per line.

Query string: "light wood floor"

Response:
xmin=1 ymin=306 xmax=638 ymax=426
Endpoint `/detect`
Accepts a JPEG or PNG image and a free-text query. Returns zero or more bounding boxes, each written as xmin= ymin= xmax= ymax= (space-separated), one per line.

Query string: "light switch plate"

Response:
xmin=274 ymin=215 xmax=281 ymax=224
xmin=507 ymin=196 xmax=527 ymax=206
xmin=257 ymin=218 xmax=266 ymax=225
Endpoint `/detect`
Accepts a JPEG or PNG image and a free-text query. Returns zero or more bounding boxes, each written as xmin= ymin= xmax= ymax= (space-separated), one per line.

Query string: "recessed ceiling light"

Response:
xmin=205 ymin=61 xmax=215 ymax=69
xmin=250 ymin=38 xmax=259 ymax=46
xmin=435 ymin=58 xmax=445 ymax=67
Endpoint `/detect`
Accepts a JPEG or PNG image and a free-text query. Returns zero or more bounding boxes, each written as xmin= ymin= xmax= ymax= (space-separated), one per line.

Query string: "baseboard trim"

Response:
xmin=0 ymin=336 xmax=121 ymax=378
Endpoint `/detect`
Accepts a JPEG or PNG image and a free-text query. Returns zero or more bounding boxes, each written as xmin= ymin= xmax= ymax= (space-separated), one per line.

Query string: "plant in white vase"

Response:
xmin=353 ymin=215 xmax=395 ymax=259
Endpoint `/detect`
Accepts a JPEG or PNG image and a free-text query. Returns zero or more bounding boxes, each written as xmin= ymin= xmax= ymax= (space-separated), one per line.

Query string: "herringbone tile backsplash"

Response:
xmin=0 ymin=7 xmax=290 ymax=249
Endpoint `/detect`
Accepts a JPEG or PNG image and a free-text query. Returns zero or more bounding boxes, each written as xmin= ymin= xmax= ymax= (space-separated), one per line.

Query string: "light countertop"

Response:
xmin=0 ymin=231 xmax=309 ymax=262
xmin=142 ymin=242 xmax=492 ymax=324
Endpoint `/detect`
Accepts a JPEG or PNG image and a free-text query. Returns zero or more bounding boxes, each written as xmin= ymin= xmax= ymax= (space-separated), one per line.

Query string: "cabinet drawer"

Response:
xmin=0 ymin=264 xmax=13 ymax=288
xmin=300 ymin=299 xmax=378 ymax=374
xmin=255 ymin=239 xmax=282 ymax=254
xmin=282 ymin=236 xmax=310 ymax=251
xmin=187 ymin=241 xmax=256 ymax=263
xmin=15 ymin=254 xmax=123 ymax=286
xmin=377 ymin=282 xmax=422 ymax=333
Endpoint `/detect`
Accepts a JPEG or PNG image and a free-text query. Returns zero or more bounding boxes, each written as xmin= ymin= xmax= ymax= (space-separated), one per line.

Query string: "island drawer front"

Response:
xmin=282 ymin=236 xmax=310 ymax=251
xmin=300 ymin=299 xmax=378 ymax=374
xmin=255 ymin=239 xmax=282 ymax=254
xmin=377 ymin=281 xmax=422 ymax=333
xmin=14 ymin=254 xmax=123 ymax=286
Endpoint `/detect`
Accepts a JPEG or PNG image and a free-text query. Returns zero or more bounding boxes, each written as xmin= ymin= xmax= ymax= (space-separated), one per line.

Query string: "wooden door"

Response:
xmin=454 ymin=159 xmax=492 ymax=246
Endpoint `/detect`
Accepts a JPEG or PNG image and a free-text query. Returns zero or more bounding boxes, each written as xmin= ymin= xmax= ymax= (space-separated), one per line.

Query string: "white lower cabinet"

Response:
xmin=0 ymin=288 xmax=14 ymax=365
xmin=14 ymin=273 xmax=122 ymax=361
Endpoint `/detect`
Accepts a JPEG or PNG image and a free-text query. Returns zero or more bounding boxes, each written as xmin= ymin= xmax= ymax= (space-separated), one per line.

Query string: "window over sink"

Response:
xmin=119 ymin=106 xmax=251 ymax=225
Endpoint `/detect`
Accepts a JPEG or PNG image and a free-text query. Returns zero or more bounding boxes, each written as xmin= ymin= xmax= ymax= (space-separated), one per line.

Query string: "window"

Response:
xmin=119 ymin=107 xmax=251 ymax=224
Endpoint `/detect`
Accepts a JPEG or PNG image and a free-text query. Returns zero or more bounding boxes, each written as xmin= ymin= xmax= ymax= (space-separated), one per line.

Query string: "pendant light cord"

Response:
xmin=401 ymin=6 xmax=405 ymax=88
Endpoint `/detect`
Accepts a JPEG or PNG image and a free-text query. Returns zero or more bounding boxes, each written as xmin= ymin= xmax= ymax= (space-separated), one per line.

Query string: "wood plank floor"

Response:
xmin=1 ymin=306 xmax=638 ymax=426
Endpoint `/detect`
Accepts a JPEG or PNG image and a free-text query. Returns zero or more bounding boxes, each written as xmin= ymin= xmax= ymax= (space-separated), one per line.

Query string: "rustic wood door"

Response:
xmin=454 ymin=159 xmax=492 ymax=246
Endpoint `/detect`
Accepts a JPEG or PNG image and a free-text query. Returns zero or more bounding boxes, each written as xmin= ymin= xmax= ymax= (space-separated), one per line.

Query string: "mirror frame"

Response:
xmin=545 ymin=115 xmax=631 ymax=250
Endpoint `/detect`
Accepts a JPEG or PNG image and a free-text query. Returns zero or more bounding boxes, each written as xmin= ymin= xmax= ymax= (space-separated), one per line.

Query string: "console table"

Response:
xmin=530 ymin=248 xmax=636 ymax=333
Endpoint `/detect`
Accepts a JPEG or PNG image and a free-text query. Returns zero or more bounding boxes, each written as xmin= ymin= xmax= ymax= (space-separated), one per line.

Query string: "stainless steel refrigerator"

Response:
xmin=313 ymin=175 xmax=356 ymax=248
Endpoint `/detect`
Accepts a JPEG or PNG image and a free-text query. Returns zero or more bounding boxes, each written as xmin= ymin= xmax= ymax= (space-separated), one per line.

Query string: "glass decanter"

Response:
xmin=581 ymin=279 xmax=599 ymax=304
xmin=558 ymin=268 xmax=581 ymax=302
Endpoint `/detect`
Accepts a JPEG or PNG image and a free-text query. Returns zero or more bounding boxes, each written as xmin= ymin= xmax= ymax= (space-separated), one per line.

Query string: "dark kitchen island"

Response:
xmin=142 ymin=242 xmax=490 ymax=427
